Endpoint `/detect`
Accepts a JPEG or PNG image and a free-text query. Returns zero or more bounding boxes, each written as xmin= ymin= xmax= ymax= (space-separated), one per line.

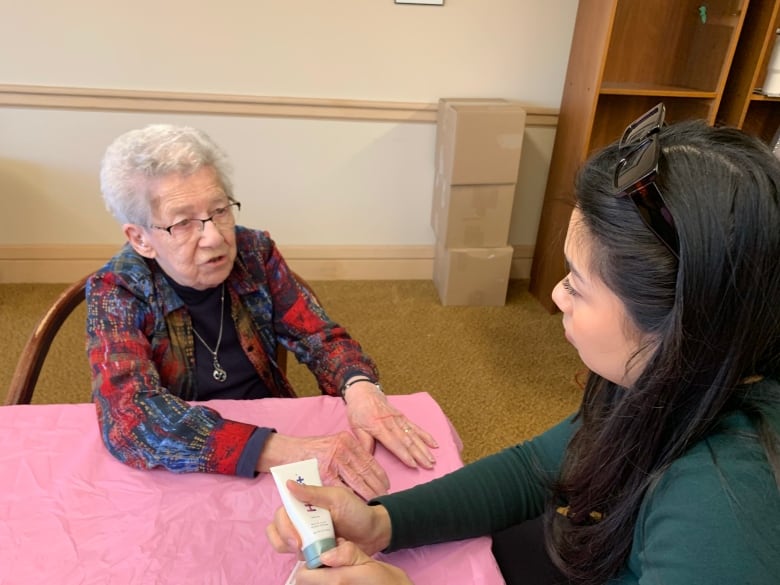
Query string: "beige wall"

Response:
xmin=0 ymin=0 xmax=577 ymax=282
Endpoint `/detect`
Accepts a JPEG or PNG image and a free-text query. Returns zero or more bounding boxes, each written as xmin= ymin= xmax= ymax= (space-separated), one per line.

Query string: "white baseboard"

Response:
xmin=0 ymin=244 xmax=534 ymax=283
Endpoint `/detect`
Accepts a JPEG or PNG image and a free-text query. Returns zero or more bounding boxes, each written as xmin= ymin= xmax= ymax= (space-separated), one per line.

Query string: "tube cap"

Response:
xmin=303 ymin=537 xmax=337 ymax=569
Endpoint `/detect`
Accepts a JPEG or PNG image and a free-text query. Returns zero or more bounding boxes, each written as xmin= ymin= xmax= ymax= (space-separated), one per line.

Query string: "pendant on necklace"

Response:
xmin=212 ymin=356 xmax=228 ymax=383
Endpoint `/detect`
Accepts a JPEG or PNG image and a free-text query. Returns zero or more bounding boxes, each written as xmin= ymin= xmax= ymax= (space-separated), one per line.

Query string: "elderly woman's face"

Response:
xmin=126 ymin=166 xmax=237 ymax=290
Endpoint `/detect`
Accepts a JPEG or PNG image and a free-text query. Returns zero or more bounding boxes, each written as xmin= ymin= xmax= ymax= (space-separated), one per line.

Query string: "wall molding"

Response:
xmin=0 ymin=85 xmax=548 ymax=283
xmin=0 ymin=244 xmax=534 ymax=283
xmin=0 ymin=84 xmax=559 ymax=126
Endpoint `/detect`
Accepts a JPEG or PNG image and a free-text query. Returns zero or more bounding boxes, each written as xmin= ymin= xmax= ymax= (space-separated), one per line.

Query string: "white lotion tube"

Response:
xmin=270 ymin=458 xmax=336 ymax=569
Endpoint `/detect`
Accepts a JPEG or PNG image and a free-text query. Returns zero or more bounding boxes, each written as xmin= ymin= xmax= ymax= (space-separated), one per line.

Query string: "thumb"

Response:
xmin=319 ymin=538 xmax=372 ymax=568
xmin=285 ymin=480 xmax=332 ymax=507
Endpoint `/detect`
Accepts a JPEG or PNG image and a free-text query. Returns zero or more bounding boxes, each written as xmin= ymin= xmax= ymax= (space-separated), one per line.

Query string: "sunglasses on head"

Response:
xmin=612 ymin=102 xmax=680 ymax=259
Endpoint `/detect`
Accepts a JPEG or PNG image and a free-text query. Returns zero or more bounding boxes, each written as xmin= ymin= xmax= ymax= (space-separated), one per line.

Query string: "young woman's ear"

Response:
xmin=123 ymin=224 xmax=156 ymax=259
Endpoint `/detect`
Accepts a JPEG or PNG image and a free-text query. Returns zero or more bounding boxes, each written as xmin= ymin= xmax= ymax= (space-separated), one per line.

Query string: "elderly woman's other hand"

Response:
xmin=343 ymin=382 xmax=438 ymax=470
xmin=258 ymin=432 xmax=390 ymax=501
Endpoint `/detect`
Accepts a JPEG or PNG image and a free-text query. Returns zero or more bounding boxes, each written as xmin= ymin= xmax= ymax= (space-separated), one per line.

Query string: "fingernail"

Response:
xmin=287 ymin=538 xmax=299 ymax=552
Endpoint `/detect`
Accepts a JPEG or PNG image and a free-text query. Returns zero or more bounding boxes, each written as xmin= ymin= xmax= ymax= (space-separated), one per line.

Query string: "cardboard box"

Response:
xmin=436 ymin=99 xmax=526 ymax=185
xmin=431 ymin=181 xmax=516 ymax=248
xmin=433 ymin=243 xmax=513 ymax=306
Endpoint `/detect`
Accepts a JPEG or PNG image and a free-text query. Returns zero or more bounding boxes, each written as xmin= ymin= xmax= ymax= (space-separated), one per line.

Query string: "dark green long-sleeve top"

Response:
xmin=375 ymin=386 xmax=780 ymax=584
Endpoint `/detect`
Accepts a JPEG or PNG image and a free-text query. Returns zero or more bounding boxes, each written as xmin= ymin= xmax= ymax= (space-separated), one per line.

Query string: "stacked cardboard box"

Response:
xmin=431 ymin=98 xmax=526 ymax=306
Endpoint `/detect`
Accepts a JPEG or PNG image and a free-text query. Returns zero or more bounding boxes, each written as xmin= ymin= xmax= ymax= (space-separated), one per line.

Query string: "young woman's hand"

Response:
xmin=293 ymin=539 xmax=414 ymax=585
xmin=266 ymin=481 xmax=392 ymax=558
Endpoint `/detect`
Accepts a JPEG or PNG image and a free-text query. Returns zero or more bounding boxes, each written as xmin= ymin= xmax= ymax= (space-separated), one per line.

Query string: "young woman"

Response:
xmin=267 ymin=105 xmax=780 ymax=584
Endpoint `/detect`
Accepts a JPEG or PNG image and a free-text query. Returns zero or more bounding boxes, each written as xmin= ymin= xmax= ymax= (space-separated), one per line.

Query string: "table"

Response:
xmin=0 ymin=393 xmax=505 ymax=585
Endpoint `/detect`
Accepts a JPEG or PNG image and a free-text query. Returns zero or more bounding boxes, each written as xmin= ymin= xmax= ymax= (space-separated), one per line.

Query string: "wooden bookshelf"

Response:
xmin=718 ymin=0 xmax=780 ymax=142
xmin=529 ymin=0 xmax=749 ymax=312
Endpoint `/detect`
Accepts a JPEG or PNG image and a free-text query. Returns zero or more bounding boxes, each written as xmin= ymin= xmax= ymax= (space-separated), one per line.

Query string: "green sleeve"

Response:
xmin=374 ymin=415 xmax=577 ymax=551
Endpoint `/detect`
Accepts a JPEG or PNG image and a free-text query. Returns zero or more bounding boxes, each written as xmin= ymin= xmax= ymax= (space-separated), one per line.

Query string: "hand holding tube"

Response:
xmin=266 ymin=481 xmax=391 ymax=559
xmin=292 ymin=539 xmax=414 ymax=585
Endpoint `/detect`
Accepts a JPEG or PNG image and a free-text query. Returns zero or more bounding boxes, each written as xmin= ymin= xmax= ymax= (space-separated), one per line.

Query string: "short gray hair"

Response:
xmin=99 ymin=124 xmax=234 ymax=225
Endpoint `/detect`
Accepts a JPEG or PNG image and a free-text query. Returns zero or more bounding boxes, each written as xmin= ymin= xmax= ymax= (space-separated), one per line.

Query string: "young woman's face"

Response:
xmin=551 ymin=208 xmax=651 ymax=387
xmin=123 ymin=166 xmax=238 ymax=290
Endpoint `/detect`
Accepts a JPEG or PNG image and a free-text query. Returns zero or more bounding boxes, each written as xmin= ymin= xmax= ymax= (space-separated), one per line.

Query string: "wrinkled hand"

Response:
xmin=295 ymin=539 xmax=413 ymax=585
xmin=266 ymin=481 xmax=391 ymax=558
xmin=258 ymin=432 xmax=389 ymax=500
xmin=344 ymin=382 xmax=439 ymax=469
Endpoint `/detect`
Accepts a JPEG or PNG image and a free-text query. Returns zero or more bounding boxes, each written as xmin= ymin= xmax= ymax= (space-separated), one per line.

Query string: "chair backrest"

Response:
xmin=5 ymin=271 xmax=319 ymax=405
xmin=6 ymin=274 xmax=90 ymax=406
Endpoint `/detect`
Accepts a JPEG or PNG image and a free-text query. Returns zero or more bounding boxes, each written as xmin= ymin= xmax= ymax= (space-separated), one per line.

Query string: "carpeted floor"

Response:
xmin=1 ymin=279 xmax=584 ymax=463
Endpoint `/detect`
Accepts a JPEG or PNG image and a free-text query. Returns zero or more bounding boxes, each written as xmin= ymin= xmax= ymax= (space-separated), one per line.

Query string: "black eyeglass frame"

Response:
xmin=612 ymin=103 xmax=680 ymax=259
xmin=151 ymin=201 xmax=242 ymax=236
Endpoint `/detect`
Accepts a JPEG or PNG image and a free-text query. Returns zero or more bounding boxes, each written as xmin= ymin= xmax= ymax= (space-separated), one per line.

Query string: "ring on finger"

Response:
xmin=403 ymin=426 xmax=412 ymax=433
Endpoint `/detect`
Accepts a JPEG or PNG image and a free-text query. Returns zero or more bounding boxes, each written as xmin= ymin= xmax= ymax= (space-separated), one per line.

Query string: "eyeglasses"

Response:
xmin=613 ymin=103 xmax=680 ymax=259
xmin=151 ymin=201 xmax=241 ymax=241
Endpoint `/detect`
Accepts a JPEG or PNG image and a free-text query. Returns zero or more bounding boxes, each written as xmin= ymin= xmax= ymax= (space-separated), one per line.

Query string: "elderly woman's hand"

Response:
xmin=343 ymin=381 xmax=438 ymax=470
xmin=258 ymin=432 xmax=390 ymax=501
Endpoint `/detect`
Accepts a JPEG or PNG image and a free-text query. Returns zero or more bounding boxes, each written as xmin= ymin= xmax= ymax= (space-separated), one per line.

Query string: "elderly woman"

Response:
xmin=86 ymin=124 xmax=437 ymax=500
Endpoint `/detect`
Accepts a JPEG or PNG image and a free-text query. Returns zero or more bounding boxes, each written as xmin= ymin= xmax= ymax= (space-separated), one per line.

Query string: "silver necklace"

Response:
xmin=191 ymin=284 xmax=227 ymax=383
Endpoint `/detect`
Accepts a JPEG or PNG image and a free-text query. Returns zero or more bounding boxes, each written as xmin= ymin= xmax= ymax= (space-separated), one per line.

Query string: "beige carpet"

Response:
xmin=1 ymin=279 xmax=584 ymax=463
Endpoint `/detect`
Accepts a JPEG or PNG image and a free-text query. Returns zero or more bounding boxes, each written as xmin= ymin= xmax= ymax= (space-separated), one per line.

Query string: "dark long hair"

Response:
xmin=546 ymin=120 xmax=780 ymax=583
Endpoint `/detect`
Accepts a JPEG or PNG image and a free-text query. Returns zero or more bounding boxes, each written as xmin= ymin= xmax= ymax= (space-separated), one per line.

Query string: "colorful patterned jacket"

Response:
xmin=86 ymin=227 xmax=378 ymax=475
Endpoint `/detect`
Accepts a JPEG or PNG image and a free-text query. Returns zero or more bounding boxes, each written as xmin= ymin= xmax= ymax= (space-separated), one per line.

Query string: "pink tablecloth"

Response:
xmin=0 ymin=393 xmax=504 ymax=585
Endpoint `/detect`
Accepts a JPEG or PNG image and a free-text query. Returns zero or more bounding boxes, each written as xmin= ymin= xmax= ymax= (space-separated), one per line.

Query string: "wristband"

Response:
xmin=340 ymin=377 xmax=382 ymax=401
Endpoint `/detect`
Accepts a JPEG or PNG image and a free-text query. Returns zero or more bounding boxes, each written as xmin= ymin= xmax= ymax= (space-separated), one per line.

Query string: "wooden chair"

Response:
xmin=6 ymin=274 xmax=90 ymax=406
xmin=5 ymin=271 xmax=319 ymax=406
